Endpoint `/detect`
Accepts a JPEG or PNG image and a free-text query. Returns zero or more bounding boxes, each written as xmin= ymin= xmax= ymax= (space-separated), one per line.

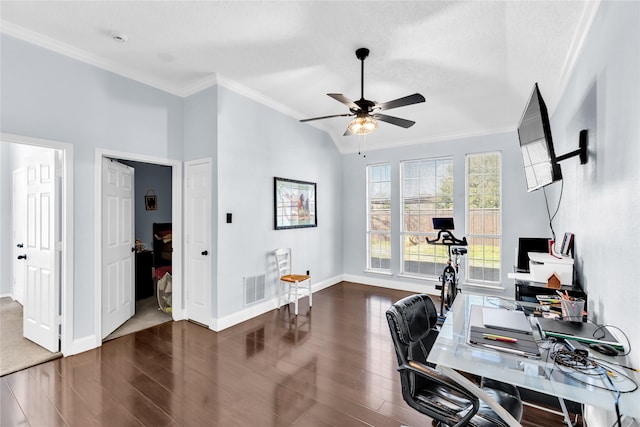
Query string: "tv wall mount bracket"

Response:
xmin=557 ymin=129 xmax=588 ymax=164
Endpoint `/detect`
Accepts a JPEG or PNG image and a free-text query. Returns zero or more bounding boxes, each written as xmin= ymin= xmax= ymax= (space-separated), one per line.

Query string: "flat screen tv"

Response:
xmin=517 ymin=83 xmax=562 ymax=192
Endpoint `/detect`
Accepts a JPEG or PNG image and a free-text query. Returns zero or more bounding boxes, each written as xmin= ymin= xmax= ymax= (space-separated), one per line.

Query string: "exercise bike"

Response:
xmin=426 ymin=218 xmax=468 ymax=316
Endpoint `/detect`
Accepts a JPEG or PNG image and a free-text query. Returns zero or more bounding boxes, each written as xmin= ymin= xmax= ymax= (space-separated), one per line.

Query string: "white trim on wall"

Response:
xmin=0 ymin=132 xmax=75 ymax=356
xmin=94 ymin=148 xmax=183 ymax=348
xmin=211 ymin=275 xmax=341 ymax=332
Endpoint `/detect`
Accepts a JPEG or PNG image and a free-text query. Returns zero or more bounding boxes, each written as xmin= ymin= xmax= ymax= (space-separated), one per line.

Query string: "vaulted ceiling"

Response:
xmin=0 ymin=1 xmax=599 ymax=153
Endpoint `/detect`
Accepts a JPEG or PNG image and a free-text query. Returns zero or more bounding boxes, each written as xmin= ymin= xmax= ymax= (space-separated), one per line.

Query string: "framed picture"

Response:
xmin=145 ymin=190 xmax=158 ymax=211
xmin=274 ymin=177 xmax=317 ymax=230
xmin=560 ymin=232 xmax=574 ymax=256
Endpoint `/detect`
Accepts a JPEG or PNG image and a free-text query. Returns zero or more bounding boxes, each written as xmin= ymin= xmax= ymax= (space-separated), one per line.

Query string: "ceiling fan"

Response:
xmin=300 ymin=47 xmax=425 ymax=136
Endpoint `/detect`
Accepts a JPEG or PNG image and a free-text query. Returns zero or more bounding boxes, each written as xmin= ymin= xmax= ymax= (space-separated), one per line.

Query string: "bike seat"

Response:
xmin=452 ymin=247 xmax=467 ymax=255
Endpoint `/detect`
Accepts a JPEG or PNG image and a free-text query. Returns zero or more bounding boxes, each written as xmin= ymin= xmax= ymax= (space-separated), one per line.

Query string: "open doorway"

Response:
xmin=104 ymin=159 xmax=173 ymax=340
xmin=0 ymin=134 xmax=73 ymax=376
xmin=95 ymin=149 xmax=182 ymax=343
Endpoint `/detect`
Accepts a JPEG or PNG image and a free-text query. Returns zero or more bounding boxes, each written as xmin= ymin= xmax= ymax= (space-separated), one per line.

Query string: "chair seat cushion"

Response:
xmin=281 ymin=274 xmax=310 ymax=283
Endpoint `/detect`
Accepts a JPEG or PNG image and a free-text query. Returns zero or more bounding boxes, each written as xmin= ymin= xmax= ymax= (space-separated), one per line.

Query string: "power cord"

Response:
xmin=550 ymin=343 xmax=638 ymax=427
xmin=542 ymin=179 xmax=564 ymax=249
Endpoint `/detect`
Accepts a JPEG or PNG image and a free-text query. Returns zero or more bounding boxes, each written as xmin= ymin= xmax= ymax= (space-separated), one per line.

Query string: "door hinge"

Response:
xmin=57 ymin=241 xmax=63 ymax=251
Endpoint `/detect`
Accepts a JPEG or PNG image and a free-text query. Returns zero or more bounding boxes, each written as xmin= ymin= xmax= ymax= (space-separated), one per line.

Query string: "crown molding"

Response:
xmin=215 ymin=75 xmax=306 ymax=122
xmin=1 ymin=20 xmax=186 ymax=96
xmin=1 ymin=19 xmax=517 ymax=154
xmin=554 ymin=0 xmax=601 ymax=113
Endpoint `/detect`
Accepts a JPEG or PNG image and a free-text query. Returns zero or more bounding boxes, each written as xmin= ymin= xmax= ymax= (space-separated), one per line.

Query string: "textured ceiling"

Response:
xmin=0 ymin=1 xmax=599 ymax=153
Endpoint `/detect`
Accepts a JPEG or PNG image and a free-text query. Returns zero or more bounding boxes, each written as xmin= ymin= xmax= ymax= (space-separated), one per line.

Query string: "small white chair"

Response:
xmin=274 ymin=248 xmax=312 ymax=315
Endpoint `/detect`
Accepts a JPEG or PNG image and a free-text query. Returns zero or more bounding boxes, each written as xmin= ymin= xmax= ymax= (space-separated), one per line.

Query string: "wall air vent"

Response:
xmin=244 ymin=274 xmax=266 ymax=305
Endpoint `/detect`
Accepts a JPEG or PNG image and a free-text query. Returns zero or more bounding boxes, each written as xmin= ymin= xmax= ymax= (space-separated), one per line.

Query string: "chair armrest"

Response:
xmin=439 ymin=366 xmax=522 ymax=427
xmin=404 ymin=361 xmax=479 ymax=427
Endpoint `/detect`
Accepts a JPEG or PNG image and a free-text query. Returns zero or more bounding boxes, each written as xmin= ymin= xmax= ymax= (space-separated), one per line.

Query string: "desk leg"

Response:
xmin=439 ymin=366 xmax=522 ymax=427
xmin=557 ymin=397 xmax=575 ymax=427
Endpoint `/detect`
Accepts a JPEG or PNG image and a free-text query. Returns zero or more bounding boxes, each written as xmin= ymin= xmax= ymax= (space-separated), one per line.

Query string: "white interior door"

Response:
xmin=101 ymin=158 xmax=135 ymax=338
xmin=12 ymin=168 xmax=27 ymax=305
xmin=23 ymin=150 xmax=60 ymax=352
xmin=185 ymin=159 xmax=212 ymax=326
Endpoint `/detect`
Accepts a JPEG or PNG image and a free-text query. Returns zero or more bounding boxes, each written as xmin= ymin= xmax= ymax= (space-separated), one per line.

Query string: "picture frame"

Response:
xmin=145 ymin=190 xmax=158 ymax=211
xmin=560 ymin=232 xmax=574 ymax=257
xmin=274 ymin=177 xmax=317 ymax=230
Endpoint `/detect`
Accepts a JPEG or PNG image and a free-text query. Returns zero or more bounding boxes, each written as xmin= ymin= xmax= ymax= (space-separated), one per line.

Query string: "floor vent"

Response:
xmin=244 ymin=274 xmax=266 ymax=305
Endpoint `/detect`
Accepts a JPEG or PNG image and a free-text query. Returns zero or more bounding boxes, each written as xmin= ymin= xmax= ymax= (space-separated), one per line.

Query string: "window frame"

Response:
xmin=366 ymin=163 xmax=392 ymax=272
xmin=465 ymin=151 xmax=502 ymax=285
xmin=400 ymin=156 xmax=454 ymax=279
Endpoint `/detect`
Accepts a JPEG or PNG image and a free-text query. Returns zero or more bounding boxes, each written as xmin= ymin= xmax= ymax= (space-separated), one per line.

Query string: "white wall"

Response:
xmin=216 ymin=86 xmax=343 ymax=319
xmin=0 ymin=32 xmax=343 ymax=342
xmin=549 ymin=0 xmax=639 ymax=405
xmin=342 ymin=131 xmax=551 ymax=295
xmin=0 ymin=34 xmax=184 ymax=342
xmin=548 ymin=3 xmax=640 ymax=423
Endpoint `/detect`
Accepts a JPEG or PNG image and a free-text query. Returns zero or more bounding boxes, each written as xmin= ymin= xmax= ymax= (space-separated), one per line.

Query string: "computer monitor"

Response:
xmin=516 ymin=237 xmax=549 ymax=272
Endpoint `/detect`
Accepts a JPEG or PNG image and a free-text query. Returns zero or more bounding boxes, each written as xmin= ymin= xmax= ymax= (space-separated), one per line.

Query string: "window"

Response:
xmin=466 ymin=152 xmax=501 ymax=283
xmin=401 ymin=157 xmax=453 ymax=277
xmin=367 ymin=163 xmax=391 ymax=271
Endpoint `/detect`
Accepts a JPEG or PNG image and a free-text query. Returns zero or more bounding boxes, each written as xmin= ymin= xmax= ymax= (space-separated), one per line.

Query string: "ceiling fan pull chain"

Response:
xmin=358 ymin=134 xmax=367 ymax=158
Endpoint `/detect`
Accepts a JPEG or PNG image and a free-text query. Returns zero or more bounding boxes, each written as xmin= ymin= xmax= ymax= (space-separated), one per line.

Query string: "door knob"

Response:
xmin=17 ymin=243 xmax=24 ymax=248
xmin=201 ymin=250 xmax=208 ymax=256
xmin=17 ymin=254 xmax=27 ymax=260
xmin=131 ymin=247 xmax=135 ymax=252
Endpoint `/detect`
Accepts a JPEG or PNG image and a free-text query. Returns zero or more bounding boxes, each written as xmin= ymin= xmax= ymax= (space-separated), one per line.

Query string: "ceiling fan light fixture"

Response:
xmin=348 ymin=115 xmax=378 ymax=135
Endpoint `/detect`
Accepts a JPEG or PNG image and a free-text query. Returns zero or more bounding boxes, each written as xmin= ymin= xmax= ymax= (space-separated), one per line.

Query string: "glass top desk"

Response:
xmin=427 ymin=293 xmax=640 ymax=426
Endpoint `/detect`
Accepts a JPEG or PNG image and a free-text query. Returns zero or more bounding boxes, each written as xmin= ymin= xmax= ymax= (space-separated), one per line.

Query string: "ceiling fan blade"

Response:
xmin=300 ymin=113 xmax=353 ymax=123
xmin=327 ymin=93 xmax=360 ymax=111
xmin=374 ymin=113 xmax=416 ymax=128
xmin=374 ymin=93 xmax=425 ymax=111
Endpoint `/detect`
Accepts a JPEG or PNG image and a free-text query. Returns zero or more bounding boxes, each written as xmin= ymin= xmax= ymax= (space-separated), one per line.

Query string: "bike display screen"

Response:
xmin=432 ymin=217 xmax=454 ymax=230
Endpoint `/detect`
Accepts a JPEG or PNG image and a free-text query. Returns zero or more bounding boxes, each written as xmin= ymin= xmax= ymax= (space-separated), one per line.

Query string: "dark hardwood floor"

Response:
xmin=2 ymin=282 xmax=578 ymax=426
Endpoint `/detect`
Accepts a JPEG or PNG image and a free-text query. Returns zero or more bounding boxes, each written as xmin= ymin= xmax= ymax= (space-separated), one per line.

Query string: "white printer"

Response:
xmin=528 ymin=252 xmax=574 ymax=285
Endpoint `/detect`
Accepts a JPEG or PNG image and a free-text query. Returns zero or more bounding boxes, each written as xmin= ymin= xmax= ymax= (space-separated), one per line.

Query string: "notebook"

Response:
xmin=481 ymin=306 xmax=533 ymax=334
xmin=467 ymin=305 xmax=541 ymax=358
xmin=536 ymin=317 xmax=623 ymax=350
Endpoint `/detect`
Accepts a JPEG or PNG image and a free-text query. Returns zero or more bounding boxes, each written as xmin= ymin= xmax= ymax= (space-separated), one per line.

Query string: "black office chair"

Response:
xmin=386 ymin=294 xmax=523 ymax=427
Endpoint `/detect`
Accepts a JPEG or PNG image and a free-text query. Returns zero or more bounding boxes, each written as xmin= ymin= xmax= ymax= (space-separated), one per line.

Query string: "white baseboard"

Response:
xmin=62 ymin=275 xmax=436 ymax=355
xmin=342 ymin=273 xmax=440 ymax=296
xmin=211 ymin=274 xmax=342 ymax=332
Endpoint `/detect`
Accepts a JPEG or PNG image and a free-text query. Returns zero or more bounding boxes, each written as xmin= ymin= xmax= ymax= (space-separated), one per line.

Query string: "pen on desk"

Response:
xmin=482 ymin=333 xmax=518 ymax=343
